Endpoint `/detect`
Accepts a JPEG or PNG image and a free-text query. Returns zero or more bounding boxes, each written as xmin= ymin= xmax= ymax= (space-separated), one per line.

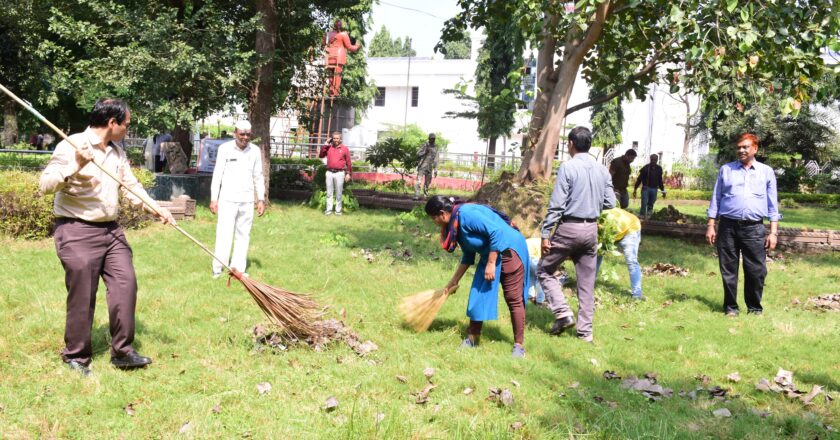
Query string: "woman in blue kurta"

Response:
xmin=425 ymin=196 xmax=530 ymax=358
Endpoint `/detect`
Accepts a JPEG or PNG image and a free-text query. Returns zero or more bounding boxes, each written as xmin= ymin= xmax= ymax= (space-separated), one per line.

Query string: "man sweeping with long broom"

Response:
xmin=40 ymin=98 xmax=176 ymax=376
xmin=4 ymin=83 xmax=322 ymax=362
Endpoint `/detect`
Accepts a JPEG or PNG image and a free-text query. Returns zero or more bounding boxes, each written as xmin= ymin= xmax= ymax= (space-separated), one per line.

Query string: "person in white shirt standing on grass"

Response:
xmin=210 ymin=120 xmax=266 ymax=278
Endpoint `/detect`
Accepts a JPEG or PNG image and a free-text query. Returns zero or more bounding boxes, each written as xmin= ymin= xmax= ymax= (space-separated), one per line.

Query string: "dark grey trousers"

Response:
xmin=54 ymin=219 xmax=138 ymax=365
xmin=538 ymin=222 xmax=598 ymax=337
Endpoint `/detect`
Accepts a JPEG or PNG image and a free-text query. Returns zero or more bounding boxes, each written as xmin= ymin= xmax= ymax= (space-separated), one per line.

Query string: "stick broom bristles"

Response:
xmin=398 ymin=285 xmax=458 ymax=332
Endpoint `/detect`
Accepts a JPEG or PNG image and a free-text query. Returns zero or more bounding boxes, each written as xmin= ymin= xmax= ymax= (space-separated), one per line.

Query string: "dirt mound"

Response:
xmin=649 ymin=205 xmax=704 ymax=224
xmin=253 ymin=319 xmax=378 ymax=356
xmin=473 ymin=172 xmax=550 ymax=238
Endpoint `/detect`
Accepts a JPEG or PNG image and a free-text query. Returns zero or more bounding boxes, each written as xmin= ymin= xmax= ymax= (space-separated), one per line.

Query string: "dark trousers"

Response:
xmin=716 ymin=218 xmax=767 ymax=313
xmin=54 ymin=219 xmax=138 ymax=365
xmin=154 ymin=156 xmax=166 ymax=173
xmin=615 ymin=190 xmax=629 ymax=209
xmin=468 ymin=250 xmax=526 ymax=345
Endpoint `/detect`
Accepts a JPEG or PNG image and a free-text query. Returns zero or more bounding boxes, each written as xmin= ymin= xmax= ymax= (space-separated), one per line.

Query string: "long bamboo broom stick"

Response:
xmin=0 ymin=84 xmax=320 ymax=337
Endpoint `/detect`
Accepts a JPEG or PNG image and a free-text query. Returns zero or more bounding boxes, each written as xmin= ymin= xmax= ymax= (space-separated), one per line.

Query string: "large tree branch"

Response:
xmin=565 ymin=37 xmax=675 ymax=116
xmin=577 ymin=1 xmax=612 ymax=55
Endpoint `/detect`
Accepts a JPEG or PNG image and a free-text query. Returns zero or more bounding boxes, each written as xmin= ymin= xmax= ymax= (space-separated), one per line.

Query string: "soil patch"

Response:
xmin=473 ymin=172 xmax=551 ymax=238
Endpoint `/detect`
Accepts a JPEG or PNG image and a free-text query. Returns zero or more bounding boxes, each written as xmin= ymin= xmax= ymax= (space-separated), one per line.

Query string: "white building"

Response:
xmin=350 ymin=56 xmax=482 ymax=157
xmin=356 ymin=51 xmax=708 ymax=169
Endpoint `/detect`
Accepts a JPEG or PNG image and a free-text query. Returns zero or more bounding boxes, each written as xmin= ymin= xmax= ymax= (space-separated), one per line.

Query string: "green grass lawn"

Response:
xmin=630 ymin=198 xmax=840 ymax=231
xmin=0 ymin=203 xmax=838 ymax=439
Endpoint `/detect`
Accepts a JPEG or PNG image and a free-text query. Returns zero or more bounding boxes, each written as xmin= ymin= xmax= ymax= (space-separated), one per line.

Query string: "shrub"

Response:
xmin=313 ymin=164 xmax=328 ymax=190
xmin=0 ymin=152 xmax=50 ymax=169
xmin=779 ymin=198 xmax=801 ymax=209
xmin=0 ymin=171 xmax=56 ymax=239
xmin=307 ymin=189 xmax=358 ymax=213
xmin=776 ymin=166 xmax=804 ymax=193
xmin=269 ymin=168 xmax=314 ymax=193
xmin=382 ymin=179 xmax=409 ymax=193
xmin=366 ymin=137 xmax=419 ymax=180
xmin=0 ymin=168 xmax=156 ymax=239
xmin=269 ymin=157 xmax=323 ymax=166
xmin=125 ymin=147 xmax=145 ymax=166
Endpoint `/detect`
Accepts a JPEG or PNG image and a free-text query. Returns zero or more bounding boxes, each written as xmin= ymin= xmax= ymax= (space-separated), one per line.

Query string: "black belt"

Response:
xmin=326 ymin=168 xmax=344 ymax=173
xmin=55 ymin=217 xmax=117 ymax=227
xmin=720 ymin=217 xmax=763 ymax=226
xmin=561 ymin=216 xmax=598 ymax=223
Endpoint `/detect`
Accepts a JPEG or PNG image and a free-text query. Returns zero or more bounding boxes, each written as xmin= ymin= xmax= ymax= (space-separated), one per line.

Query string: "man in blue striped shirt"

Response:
xmin=706 ymin=133 xmax=780 ymax=317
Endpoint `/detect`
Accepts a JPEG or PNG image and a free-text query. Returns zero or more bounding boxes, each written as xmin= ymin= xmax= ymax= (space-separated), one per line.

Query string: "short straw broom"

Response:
xmin=399 ymin=285 xmax=458 ymax=332
xmin=0 ymin=84 xmax=320 ymax=338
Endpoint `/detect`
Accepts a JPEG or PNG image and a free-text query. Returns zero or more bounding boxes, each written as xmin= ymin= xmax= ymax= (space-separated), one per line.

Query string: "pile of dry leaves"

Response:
xmin=803 ymin=294 xmax=840 ymax=312
xmin=252 ymin=319 xmax=378 ymax=356
xmin=616 ymin=372 xmax=675 ymax=401
xmin=643 ymin=263 xmax=690 ymax=277
xmin=755 ymin=368 xmax=834 ymax=405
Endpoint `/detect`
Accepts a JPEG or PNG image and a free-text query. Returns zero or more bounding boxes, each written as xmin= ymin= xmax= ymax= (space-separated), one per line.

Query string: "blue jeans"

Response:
xmin=596 ymin=231 xmax=643 ymax=298
xmin=640 ymin=187 xmax=659 ymax=217
xmin=528 ymin=256 xmax=547 ymax=303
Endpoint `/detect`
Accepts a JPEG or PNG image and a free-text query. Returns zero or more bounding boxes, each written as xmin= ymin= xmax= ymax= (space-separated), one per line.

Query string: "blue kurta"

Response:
xmin=455 ymin=204 xmax=530 ymax=321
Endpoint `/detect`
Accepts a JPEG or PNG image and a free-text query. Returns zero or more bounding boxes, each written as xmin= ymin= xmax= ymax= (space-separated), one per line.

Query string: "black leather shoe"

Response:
xmin=111 ymin=351 xmax=152 ymax=369
xmin=549 ymin=316 xmax=576 ymax=335
xmin=65 ymin=360 xmax=92 ymax=377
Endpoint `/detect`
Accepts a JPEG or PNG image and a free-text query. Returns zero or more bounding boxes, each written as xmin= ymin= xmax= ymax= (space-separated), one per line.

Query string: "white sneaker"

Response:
xmin=324 ymin=211 xmax=333 ymax=216
xmin=212 ymin=272 xmax=222 ymax=279
xmin=335 ymin=212 xmax=343 ymax=216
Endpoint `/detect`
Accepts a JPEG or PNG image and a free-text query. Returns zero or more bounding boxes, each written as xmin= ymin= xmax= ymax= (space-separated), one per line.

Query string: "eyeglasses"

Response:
xmin=238 ymin=132 xmax=252 ymax=137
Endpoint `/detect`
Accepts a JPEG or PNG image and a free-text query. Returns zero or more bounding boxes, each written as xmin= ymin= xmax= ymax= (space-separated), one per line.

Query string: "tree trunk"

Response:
xmin=524 ymin=60 xmax=579 ymax=182
xmin=172 ymin=126 xmax=193 ymax=160
xmin=515 ymin=14 xmax=558 ymax=183
xmin=250 ymin=0 xmax=277 ymax=201
xmin=516 ymin=1 xmax=612 ymax=185
xmin=682 ymin=96 xmax=690 ymax=158
xmin=3 ymin=99 xmax=18 ymax=147
xmin=487 ymin=136 xmax=497 ymax=169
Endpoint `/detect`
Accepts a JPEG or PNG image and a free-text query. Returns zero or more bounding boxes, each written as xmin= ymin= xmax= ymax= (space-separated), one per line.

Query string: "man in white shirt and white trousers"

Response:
xmin=210 ymin=120 xmax=266 ymax=277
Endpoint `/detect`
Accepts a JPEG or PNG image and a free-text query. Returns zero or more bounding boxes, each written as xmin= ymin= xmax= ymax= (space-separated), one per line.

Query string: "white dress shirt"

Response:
xmin=210 ymin=141 xmax=265 ymax=203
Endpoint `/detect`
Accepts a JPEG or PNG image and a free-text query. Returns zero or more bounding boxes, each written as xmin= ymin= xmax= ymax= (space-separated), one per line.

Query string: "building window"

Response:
xmin=411 ymin=87 xmax=419 ymax=107
xmin=374 ymin=87 xmax=386 ymax=107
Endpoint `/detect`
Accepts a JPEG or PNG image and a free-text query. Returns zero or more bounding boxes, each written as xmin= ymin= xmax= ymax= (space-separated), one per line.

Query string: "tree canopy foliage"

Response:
xmin=368 ymin=25 xmax=416 ymax=57
xmin=438 ymin=30 xmax=471 ymax=60
xmin=442 ymin=0 xmax=840 ymax=184
xmin=589 ymin=89 xmax=623 ymax=149
xmin=0 ymin=0 xmax=374 ymax=136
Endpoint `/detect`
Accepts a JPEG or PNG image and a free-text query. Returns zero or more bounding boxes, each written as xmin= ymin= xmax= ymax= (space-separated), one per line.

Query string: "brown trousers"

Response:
xmin=54 ymin=219 xmax=138 ymax=365
xmin=468 ymin=249 xmax=526 ymax=345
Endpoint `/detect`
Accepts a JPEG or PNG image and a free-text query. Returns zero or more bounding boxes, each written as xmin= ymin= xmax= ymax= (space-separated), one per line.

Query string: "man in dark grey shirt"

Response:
xmin=538 ymin=126 xmax=615 ymax=342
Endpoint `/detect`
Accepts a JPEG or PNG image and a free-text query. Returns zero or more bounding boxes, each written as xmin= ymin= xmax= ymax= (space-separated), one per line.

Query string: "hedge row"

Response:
xmin=0 ymin=152 xmax=51 ymax=169
xmin=664 ymin=189 xmax=839 ymax=206
xmin=0 ymin=169 xmax=156 ymax=239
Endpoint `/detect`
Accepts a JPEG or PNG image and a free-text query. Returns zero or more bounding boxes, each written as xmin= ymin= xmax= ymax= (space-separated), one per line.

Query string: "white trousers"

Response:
xmin=325 ymin=170 xmax=345 ymax=213
xmin=213 ymin=200 xmax=254 ymax=274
